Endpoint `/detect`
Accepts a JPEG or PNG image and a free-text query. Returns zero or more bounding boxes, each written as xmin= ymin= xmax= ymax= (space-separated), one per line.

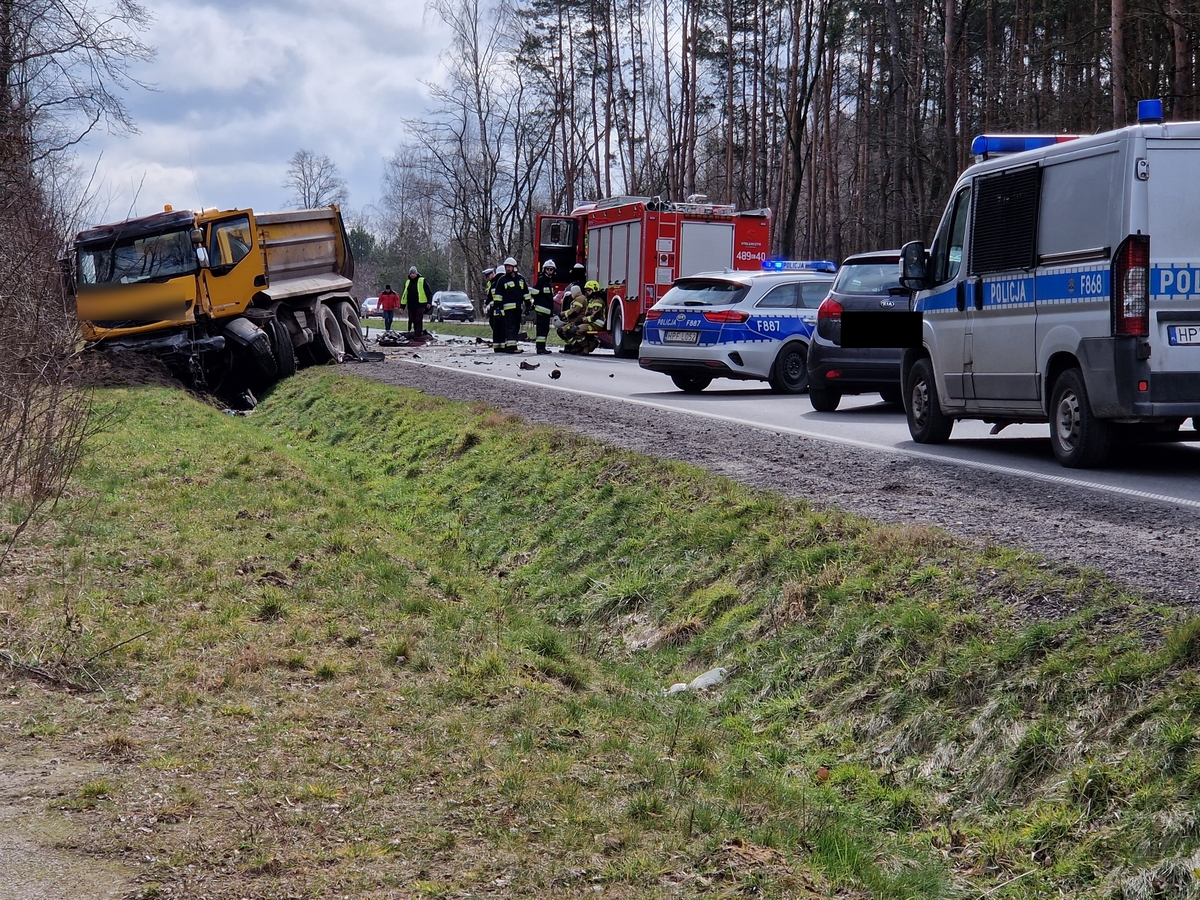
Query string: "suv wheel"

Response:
xmin=1049 ymin=368 xmax=1111 ymax=468
xmin=768 ymin=342 xmax=809 ymax=393
xmin=808 ymin=384 xmax=840 ymax=412
xmin=905 ymin=357 xmax=953 ymax=443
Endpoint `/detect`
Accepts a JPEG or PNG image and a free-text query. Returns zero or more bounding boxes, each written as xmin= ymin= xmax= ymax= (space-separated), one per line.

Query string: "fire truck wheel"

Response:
xmin=610 ymin=305 xmax=640 ymax=358
xmin=768 ymin=342 xmax=809 ymax=393
xmin=335 ymin=301 xmax=368 ymax=359
xmin=267 ymin=317 xmax=297 ymax=380
xmin=309 ymin=302 xmax=346 ymax=364
xmin=671 ymin=374 xmax=711 ymax=393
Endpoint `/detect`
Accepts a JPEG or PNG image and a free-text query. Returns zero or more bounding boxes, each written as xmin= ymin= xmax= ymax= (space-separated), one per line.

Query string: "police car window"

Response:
xmin=800 ymin=281 xmax=833 ymax=308
xmin=757 ymin=283 xmax=799 ymax=308
xmin=659 ymin=279 xmax=749 ymax=306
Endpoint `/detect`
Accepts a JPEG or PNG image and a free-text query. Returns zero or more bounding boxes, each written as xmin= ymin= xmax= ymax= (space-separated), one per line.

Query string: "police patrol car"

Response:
xmin=899 ymin=100 xmax=1200 ymax=468
xmin=638 ymin=261 xmax=836 ymax=393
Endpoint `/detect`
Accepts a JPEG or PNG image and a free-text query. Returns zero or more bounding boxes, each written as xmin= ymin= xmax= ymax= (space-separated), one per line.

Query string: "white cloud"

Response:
xmin=78 ymin=0 xmax=450 ymax=224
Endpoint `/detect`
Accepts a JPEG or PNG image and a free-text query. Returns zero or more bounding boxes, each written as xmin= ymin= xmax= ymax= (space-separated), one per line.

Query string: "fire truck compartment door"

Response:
xmin=679 ymin=222 xmax=734 ymax=278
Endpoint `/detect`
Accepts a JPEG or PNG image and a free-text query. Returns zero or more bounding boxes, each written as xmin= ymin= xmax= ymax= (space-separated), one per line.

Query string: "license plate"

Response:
xmin=663 ymin=330 xmax=699 ymax=345
xmin=1168 ymin=324 xmax=1200 ymax=345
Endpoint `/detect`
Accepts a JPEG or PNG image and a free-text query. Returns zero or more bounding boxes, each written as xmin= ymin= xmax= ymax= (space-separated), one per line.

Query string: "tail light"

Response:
xmin=816 ymin=296 xmax=843 ymax=341
xmin=645 ymin=309 xmax=663 ymax=321
xmin=1112 ymin=234 xmax=1149 ymax=336
xmin=703 ymin=309 xmax=750 ymax=324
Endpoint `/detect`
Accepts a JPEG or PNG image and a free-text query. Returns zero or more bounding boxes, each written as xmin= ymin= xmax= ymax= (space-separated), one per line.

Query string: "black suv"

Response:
xmin=806 ymin=250 xmax=912 ymax=411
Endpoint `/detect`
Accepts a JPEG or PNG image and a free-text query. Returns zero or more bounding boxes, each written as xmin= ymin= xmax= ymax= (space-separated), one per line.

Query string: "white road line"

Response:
xmin=394 ymin=356 xmax=1200 ymax=511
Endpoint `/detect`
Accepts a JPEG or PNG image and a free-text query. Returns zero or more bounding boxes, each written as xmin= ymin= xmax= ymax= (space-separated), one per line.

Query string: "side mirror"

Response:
xmin=196 ymin=246 xmax=210 ymax=268
xmin=899 ymin=241 xmax=928 ymax=290
xmin=190 ymin=228 xmax=204 ymax=246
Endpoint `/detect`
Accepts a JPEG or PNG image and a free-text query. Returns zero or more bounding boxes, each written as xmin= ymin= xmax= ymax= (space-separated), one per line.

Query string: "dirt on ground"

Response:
xmin=357 ymin=343 xmax=1200 ymax=610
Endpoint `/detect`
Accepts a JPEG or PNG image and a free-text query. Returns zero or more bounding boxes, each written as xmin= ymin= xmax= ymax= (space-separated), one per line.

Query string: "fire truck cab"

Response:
xmin=535 ymin=196 xmax=772 ymax=357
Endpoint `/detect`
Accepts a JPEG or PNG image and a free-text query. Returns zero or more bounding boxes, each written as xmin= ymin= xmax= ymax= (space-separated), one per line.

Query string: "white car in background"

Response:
xmin=360 ymin=296 xmax=381 ymax=318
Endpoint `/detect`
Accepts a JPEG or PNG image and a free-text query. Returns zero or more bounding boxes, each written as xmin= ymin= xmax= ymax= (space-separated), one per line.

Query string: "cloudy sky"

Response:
xmin=79 ymin=0 xmax=452 ymax=226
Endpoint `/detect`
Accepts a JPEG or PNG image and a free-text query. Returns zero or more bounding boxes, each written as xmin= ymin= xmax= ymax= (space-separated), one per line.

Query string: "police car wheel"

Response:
xmin=769 ymin=343 xmax=809 ymax=393
xmin=1049 ymin=368 xmax=1112 ymax=468
xmin=671 ymin=374 xmax=711 ymax=393
xmin=906 ymin=357 xmax=953 ymax=443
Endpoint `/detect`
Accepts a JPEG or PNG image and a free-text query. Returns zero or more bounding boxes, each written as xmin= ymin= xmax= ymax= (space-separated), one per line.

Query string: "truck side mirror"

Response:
xmin=899 ymin=241 xmax=928 ymax=290
xmin=196 ymin=246 xmax=210 ymax=268
xmin=190 ymin=227 xmax=204 ymax=245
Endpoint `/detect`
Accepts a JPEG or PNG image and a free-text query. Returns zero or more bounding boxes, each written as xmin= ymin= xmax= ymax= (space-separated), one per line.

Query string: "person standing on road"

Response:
xmin=484 ymin=265 xmax=505 ymax=352
xmin=378 ymin=283 xmax=400 ymax=333
xmin=402 ymin=266 xmax=432 ymax=338
xmin=493 ymin=257 xmax=529 ymax=353
xmin=530 ymin=259 xmax=556 ymax=354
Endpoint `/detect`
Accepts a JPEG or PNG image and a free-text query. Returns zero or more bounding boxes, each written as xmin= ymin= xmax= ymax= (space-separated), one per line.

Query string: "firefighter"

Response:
xmin=530 ymin=259 xmax=556 ymax=354
xmin=482 ymin=266 xmax=503 ymax=352
xmin=557 ymin=280 xmax=605 ymax=354
xmin=493 ymin=257 xmax=529 ymax=353
xmin=569 ymin=263 xmax=586 ymax=291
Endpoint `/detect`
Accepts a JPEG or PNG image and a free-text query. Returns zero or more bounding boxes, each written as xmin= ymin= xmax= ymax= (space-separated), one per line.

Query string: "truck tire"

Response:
xmin=309 ymin=303 xmax=346 ymax=364
xmin=768 ymin=342 xmax=809 ymax=393
xmin=267 ymin=317 xmax=296 ymax=380
xmin=671 ymin=374 xmax=711 ymax=393
xmin=905 ymin=357 xmax=953 ymax=443
xmin=335 ymin=301 xmax=368 ymax=359
xmin=809 ymin=384 xmax=841 ymax=411
xmin=1049 ymin=367 xmax=1112 ymax=468
xmin=610 ymin=305 xmax=639 ymax=358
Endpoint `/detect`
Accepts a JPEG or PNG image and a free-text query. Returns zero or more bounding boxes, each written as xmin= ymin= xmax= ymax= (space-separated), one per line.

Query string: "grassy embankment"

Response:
xmin=4 ymin=369 xmax=1200 ymax=899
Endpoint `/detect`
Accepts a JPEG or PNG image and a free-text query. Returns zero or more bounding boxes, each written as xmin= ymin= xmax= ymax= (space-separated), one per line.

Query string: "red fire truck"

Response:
xmin=534 ymin=195 xmax=773 ymax=357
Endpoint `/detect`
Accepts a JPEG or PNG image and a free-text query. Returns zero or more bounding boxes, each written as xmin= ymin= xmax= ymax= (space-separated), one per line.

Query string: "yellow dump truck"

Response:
xmin=74 ymin=204 xmax=371 ymax=398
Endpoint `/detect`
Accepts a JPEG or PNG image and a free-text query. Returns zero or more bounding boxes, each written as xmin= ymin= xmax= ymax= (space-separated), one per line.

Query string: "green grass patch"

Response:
xmin=3 ymin=369 xmax=1196 ymax=898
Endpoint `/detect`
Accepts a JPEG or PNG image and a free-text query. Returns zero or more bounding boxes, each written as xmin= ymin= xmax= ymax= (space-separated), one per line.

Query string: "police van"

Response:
xmin=899 ymin=100 xmax=1200 ymax=467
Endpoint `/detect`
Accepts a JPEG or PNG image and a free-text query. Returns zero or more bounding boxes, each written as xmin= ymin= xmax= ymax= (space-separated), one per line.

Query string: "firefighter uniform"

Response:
xmin=530 ymin=264 xmax=556 ymax=354
xmin=494 ymin=261 xmax=529 ymax=353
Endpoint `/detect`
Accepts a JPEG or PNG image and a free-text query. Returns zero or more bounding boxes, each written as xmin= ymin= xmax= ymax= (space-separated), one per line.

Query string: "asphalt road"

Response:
xmin=395 ymin=338 xmax=1200 ymax=511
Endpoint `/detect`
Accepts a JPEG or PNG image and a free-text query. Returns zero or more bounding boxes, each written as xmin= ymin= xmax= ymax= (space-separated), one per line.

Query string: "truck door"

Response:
xmin=966 ymin=166 xmax=1041 ymax=409
xmin=200 ymin=214 xmax=263 ymax=318
xmin=920 ymin=185 xmax=972 ymax=407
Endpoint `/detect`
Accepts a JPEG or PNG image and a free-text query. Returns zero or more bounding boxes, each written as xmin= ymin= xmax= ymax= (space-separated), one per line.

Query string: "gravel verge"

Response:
xmin=355 ymin=347 xmax=1199 ymax=609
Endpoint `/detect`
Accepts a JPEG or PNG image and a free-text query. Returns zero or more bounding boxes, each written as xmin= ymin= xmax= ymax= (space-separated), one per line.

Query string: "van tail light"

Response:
xmin=702 ymin=309 xmax=750 ymax=324
xmin=1112 ymin=234 xmax=1149 ymax=337
xmin=816 ymin=297 xmax=843 ymax=342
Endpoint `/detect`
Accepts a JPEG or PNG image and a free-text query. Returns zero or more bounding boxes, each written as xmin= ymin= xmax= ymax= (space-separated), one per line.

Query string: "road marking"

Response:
xmin=395 ymin=356 xmax=1200 ymax=511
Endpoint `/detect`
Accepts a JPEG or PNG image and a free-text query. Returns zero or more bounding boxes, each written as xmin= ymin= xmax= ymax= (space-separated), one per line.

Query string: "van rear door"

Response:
xmin=1147 ymin=139 xmax=1200 ymax=386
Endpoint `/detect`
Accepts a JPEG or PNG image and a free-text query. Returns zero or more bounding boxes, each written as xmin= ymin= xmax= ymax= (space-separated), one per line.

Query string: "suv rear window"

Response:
xmin=659 ymin=279 xmax=749 ymax=306
xmin=833 ymin=262 xmax=902 ymax=294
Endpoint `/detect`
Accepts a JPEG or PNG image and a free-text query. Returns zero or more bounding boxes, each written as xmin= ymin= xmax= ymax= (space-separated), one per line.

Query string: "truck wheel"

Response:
xmin=335 ymin=301 xmax=368 ymax=359
xmin=611 ymin=306 xmax=639 ymax=358
xmin=267 ymin=317 xmax=296 ymax=380
xmin=768 ymin=342 xmax=808 ymax=393
xmin=1049 ymin=367 xmax=1112 ymax=468
xmin=809 ymin=385 xmax=841 ymax=411
xmin=671 ymin=374 xmax=711 ymax=393
xmin=309 ymin=303 xmax=345 ymax=363
xmin=905 ymin=357 xmax=953 ymax=443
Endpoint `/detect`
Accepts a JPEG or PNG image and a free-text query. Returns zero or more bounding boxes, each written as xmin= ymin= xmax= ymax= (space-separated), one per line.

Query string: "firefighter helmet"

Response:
xmin=584 ymin=280 xmax=601 ymax=292
xmin=503 ymin=257 xmax=517 ymax=267
xmin=542 ymin=259 xmax=556 ymax=270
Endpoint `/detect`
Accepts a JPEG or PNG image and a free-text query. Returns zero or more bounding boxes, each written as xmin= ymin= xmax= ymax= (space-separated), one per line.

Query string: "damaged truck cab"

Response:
xmin=74 ymin=204 xmax=370 ymax=397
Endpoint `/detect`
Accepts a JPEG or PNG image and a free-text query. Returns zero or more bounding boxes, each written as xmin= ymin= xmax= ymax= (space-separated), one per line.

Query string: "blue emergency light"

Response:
xmin=1137 ymin=99 xmax=1164 ymax=123
xmin=970 ymin=134 xmax=1079 ymax=159
xmin=762 ymin=259 xmax=837 ymax=273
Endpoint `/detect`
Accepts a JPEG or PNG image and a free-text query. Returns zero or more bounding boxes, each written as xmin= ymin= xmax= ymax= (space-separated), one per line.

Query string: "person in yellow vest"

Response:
xmin=402 ymin=266 xmax=432 ymax=338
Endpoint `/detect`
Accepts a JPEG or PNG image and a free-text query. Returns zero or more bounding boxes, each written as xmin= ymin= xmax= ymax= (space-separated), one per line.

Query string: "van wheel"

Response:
xmin=906 ymin=357 xmax=953 ymax=443
xmin=671 ymin=374 xmax=711 ymax=393
xmin=768 ymin=342 xmax=808 ymax=393
xmin=809 ymin=385 xmax=841 ymax=411
xmin=1049 ymin=368 xmax=1111 ymax=468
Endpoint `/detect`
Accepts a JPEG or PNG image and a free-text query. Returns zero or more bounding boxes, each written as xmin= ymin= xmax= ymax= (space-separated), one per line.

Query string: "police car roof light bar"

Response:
xmin=970 ymin=134 xmax=1080 ymax=160
xmin=762 ymin=259 xmax=838 ymax=273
